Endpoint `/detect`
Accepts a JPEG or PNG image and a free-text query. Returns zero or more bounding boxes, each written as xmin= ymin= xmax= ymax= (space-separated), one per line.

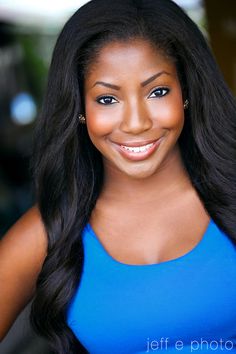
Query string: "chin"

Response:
xmin=121 ymin=165 xmax=159 ymax=180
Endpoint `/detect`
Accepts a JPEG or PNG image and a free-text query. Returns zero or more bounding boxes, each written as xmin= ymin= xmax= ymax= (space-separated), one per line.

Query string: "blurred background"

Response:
xmin=0 ymin=0 xmax=235 ymax=353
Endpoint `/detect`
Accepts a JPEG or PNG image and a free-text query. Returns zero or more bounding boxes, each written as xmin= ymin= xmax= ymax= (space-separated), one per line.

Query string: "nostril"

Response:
xmin=120 ymin=114 xmax=152 ymax=133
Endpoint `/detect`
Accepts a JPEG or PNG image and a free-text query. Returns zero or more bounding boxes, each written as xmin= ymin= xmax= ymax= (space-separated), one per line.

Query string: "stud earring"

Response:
xmin=79 ymin=114 xmax=86 ymax=124
xmin=184 ymin=99 xmax=189 ymax=110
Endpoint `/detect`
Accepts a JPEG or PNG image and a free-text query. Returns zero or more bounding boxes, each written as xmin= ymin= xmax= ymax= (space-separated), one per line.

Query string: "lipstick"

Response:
xmin=114 ymin=138 xmax=163 ymax=161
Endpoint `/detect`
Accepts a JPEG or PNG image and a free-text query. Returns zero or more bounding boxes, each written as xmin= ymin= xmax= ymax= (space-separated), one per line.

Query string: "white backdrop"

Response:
xmin=0 ymin=0 xmax=202 ymax=28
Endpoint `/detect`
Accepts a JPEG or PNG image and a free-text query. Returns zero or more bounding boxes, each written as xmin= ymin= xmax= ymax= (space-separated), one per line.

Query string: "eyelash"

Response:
xmin=96 ymin=87 xmax=170 ymax=105
xmin=96 ymin=96 xmax=117 ymax=105
xmin=149 ymin=87 xmax=169 ymax=98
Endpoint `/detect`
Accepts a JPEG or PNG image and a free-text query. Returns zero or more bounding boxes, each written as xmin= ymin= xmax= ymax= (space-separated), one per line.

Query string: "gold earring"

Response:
xmin=79 ymin=114 xmax=86 ymax=124
xmin=184 ymin=99 xmax=189 ymax=110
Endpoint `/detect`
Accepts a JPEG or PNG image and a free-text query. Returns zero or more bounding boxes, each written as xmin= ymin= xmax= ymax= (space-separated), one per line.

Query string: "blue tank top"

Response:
xmin=67 ymin=219 xmax=236 ymax=353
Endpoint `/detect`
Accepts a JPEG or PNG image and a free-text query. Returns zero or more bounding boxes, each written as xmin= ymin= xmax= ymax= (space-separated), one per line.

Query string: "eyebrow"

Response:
xmin=141 ymin=70 xmax=171 ymax=87
xmin=92 ymin=70 xmax=172 ymax=90
xmin=92 ymin=82 xmax=120 ymax=90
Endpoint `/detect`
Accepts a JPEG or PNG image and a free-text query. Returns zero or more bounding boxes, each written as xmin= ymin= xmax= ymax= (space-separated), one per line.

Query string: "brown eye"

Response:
xmin=149 ymin=87 xmax=169 ymax=98
xmin=96 ymin=96 xmax=118 ymax=105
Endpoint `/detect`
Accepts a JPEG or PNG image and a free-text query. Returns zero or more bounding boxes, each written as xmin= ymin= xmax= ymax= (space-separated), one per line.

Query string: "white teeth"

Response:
xmin=121 ymin=142 xmax=154 ymax=153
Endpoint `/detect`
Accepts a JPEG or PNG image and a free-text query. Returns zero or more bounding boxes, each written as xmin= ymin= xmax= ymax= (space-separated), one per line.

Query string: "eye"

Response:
xmin=96 ymin=96 xmax=118 ymax=105
xmin=148 ymin=87 xmax=169 ymax=98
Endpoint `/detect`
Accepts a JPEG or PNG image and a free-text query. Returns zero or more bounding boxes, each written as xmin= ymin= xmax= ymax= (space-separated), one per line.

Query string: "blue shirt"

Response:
xmin=67 ymin=219 xmax=236 ymax=353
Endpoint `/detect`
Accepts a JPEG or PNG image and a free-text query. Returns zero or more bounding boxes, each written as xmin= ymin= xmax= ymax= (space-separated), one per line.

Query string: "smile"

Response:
xmin=120 ymin=142 xmax=154 ymax=153
xmin=114 ymin=138 xmax=163 ymax=161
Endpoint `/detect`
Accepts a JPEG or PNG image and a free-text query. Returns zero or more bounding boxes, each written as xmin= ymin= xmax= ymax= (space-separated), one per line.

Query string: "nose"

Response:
xmin=119 ymin=100 xmax=152 ymax=134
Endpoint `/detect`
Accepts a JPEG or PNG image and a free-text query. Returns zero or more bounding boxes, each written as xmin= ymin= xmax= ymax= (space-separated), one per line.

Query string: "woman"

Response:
xmin=1 ymin=0 xmax=236 ymax=353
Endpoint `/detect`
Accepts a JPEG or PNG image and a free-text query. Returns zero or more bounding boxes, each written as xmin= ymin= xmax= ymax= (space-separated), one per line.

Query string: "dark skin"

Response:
xmin=0 ymin=206 xmax=47 ymax=340
xmin=85 ymin=39 xmax=210 ymax=265
xmin=0 ymin=38 xmax=209 ymax=339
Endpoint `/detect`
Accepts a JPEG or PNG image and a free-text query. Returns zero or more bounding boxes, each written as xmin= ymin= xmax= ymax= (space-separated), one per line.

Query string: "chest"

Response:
xmin=67 ymin=223 xmax=236 ymax=353
xmin=89 ymin=216 xmax=210 ymax=265
xmin=90 ymin=187 xmax=210 ymax=265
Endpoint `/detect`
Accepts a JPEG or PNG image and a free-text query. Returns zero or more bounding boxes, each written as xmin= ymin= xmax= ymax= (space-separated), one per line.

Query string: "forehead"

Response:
xmin=85 ymin=39 xmax=177 ymax=84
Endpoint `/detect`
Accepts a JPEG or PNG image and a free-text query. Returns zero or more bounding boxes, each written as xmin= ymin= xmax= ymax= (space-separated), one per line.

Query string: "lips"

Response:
xmin=113 ymin=138 xmax=163 ymax=161
xmin=116 ymin=139 xmax=158 ymax=147
xmin=120 ymin=142 xmax=154 ymax=153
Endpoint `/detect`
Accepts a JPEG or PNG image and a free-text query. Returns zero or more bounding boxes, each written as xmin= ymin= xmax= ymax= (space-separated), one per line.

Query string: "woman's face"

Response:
xmin=84 ymin=39 xmax=185 ymax=179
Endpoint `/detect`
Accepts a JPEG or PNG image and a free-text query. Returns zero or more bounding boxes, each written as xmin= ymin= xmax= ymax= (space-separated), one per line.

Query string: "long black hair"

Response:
xmin=30 ymin=0 xmax=236 ymax=352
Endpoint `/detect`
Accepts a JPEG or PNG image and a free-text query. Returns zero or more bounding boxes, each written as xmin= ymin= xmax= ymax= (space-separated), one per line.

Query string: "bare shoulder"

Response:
xmin=0 ymin=205 xmax=47 ymax=340
xmin=0 ymin=205 xmax=48 ymax=271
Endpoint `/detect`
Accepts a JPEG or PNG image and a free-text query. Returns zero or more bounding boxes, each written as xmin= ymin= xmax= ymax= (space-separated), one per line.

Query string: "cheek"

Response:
xmin=150 ymin=98 xmax=184 ymax=130
xmin=85 ymin=102 xmax=115 ymax=138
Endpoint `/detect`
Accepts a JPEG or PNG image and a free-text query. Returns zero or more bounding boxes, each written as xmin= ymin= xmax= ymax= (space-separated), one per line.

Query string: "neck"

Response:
xmin=100 ymin=146 xmax=192 ymax=205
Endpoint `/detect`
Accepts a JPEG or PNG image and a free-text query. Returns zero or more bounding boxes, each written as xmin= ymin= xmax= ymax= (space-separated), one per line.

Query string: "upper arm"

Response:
xmin=0 ymin=205 xmax=48 ymax=340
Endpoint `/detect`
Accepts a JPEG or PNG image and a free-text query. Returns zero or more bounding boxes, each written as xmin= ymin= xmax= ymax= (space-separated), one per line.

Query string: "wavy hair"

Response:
xmin=30 ymin=0 xmax=236 ymax=352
